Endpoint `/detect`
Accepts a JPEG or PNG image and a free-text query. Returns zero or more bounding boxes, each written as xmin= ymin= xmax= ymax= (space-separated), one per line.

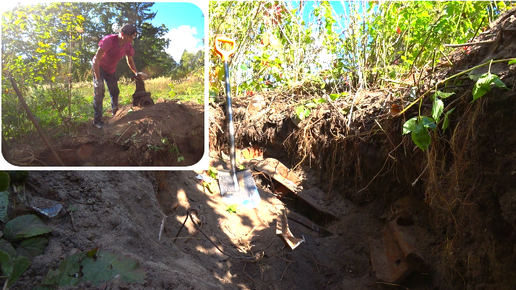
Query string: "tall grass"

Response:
xmin=2 ymin=77 xmax=204 ymax=140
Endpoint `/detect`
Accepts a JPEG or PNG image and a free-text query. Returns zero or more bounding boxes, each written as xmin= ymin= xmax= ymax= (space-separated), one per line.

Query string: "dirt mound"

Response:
xmin=5 ymin=100 xmax=204 ymax=166
xmin=5 ymin=169 xmax=391 ymax=290
xmin=10 ymin=171 xmax=227 ymax=289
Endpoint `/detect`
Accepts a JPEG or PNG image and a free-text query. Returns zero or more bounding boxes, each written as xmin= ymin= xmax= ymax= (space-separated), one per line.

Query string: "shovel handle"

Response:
xmin=214 ymin=36 xmax=236 ymax=62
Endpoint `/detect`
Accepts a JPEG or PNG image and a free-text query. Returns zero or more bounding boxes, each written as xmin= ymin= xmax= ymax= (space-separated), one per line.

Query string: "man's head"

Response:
xmin=121 ymin=24 xmax=137 ymax=36
xmin=120 ymin=24 xmax=137 ymax=43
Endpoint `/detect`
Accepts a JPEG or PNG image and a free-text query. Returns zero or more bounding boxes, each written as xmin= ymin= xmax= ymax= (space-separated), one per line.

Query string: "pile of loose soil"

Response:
xmin=10 ymin=171 xmax=227 ymax=289
xmin=4 ymin=100 xmax=204 ymax=166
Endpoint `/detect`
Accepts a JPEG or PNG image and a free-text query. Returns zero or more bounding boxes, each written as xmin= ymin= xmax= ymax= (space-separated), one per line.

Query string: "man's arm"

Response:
xmin=126 ymin=56 xmax=138 ymax=76
xmin=92 ymin=47 xmax=105 ymax=80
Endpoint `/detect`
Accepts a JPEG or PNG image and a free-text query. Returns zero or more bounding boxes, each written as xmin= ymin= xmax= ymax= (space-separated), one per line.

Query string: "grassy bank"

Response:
xmin=2 ymin=77 xmax=204 ymax=140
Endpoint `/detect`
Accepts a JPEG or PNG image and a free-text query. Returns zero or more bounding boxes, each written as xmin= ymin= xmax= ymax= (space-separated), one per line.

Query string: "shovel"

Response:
xmin=214 ymin=36 xmax=260 ymax=209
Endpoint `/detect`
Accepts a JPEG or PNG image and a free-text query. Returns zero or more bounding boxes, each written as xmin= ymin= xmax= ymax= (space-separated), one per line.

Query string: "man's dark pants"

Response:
xmin=93 ymin=66 xmax=119 ymax=122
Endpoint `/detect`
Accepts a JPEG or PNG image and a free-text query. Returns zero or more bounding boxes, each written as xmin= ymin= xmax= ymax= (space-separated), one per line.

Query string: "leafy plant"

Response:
xmin=294 ymin=98 xmax=327 ymax=121
xmin=295 ymin=106 xmax=311 ymax=121
xmin=6 ymin=171 xmax=28 ymax=183
xmin=0 ymin=172 xmax=10 ymax=192
xmin=403 ymin=116 xmax=436 ymax=151
xmin=168 ymin=143 xmax=184 ymax=163
xmin=431 ymin=91 xmax=455 ymax=123
xmin=0 ymin=214 xmax=52 ymax=288
xmin=226 ymin=205 xmax=238 ymax=214
xmin=199 ymin=167 xmax=219 ymax=193
xmin=0 ymin=192 xmax=8 ymax=224
xmin=2 ymin=215 xmax=52 ymax=245
xmin=40 ymin=248 xmax=146 ymax=288
xmin=470 ymin=72 xmax=508 ymax=101
xmin=0 ymin=172 xmax=10 ymax=224
xmin=0 ymin=171 xmax=54 ymax=289
xmin=403 ymin=61 xmax=508 ymax=151
xmin=0 ymin=251 xmax=30 ymax=289
xmin=329 ymin=92 xmax=348 ymax=101
xmin=147 ymin=144 xmax=163 ymax=152
xmin=208 ymin=167 xmax=218 ymax=180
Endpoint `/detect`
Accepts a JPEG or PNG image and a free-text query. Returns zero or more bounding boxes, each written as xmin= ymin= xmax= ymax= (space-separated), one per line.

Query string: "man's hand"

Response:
xmin=136 ymin=72 xmax=148 ymax=79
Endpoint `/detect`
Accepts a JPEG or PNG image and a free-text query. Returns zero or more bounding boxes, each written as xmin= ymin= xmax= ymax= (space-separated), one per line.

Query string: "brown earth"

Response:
xmin=4 ymin=99 xmax=204 ymax=167
xmin=3 ymin=8 xmax=516 ymax=290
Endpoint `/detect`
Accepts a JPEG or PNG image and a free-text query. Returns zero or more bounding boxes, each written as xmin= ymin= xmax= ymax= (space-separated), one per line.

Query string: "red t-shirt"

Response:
xmin=95 ymin=34 xmax=134 ymax=74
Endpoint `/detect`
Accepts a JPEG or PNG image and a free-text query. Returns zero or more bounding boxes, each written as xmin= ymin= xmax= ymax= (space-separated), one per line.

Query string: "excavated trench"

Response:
xmin=207 ymin=8 xmax=516 ymax=289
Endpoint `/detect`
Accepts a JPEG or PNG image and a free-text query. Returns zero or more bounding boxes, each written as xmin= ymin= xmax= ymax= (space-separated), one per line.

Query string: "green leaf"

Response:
xmin=42 ymin=248 xmax=146 ymax=286
xmin=411 ymin=121 xmax=432 ymax=151
xmin=0 ymin=191 xmax=9 ymax=223
xmin=313 ymin=98 xmax=326 ymax=104
xmin=329 ymin=93 xmax=339 ymax=101
xmin=0 ymin=239 xmax=17 ymax=257
xmin=421 ymin=116 xmax=436 ymax=130
xmin=42 ymin=248 xmax=86 ymax=286
xmin=402 ymin=117 xmax=418 ymax=134
xmin=208 ymin=167 xmax=218 ymax=179
xmin=7 ymin=171 xmax=29 ymax=183
xmin=8 ymin=255 xmax=30 ymax=287
xmin=17 ymin=236 xmax=48 ymax=259
xmin=68 ymin=204 xmax=78 ymax=212
xmin=432 ymin=97 xmax=444 ymax=122
xmin=0 ymin=172 xmax=10 ymax=192
xmin=492 ymin=76 xmax=508 ymax=89
xmin=404 ymin=117 xmax=435 ymax=151
xmin=0 ymin=249 xmax=12 ymax=275
xmin=0 ymin=252 xmax=31 ymax=288
xmin=509 ymin=59 xmax=516 ymax=65
xmin=226 ymin=205 xmax=237 ymax=214
xmin=435 ymin=91 xmax=455 ymax=99
xmin=3 ymin=214 xmax=52 ymax=242
xmin=442 ymin=108 xmax=456 ymax=132
xmin=295 ymin=106 xmax=311 ymax=120
xmin=80 ymin=249 xmax=146 ymax=285
xmin=472 ymin=73 xmax=507 ymax=101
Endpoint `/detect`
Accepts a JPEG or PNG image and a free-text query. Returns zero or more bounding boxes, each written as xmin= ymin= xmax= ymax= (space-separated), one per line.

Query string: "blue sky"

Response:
xmin=150 ymin=2 xmax=205 ymax=62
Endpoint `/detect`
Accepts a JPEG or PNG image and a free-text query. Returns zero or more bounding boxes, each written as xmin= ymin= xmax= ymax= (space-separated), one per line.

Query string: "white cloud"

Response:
xmin=164 ymin=25 xmax=203 ymax=63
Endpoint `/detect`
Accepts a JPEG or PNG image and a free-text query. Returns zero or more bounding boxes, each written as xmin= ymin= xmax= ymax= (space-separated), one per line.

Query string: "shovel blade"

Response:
xmin=218 ymin=169 xmax=260 ymax=209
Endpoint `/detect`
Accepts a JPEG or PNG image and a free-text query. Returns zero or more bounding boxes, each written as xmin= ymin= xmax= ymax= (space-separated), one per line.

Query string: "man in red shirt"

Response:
xmin=92 ymin=24 xmax=139 ymax=129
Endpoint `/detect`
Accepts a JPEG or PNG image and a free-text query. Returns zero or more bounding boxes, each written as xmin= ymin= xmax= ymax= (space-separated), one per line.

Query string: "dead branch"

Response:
xmin=9 ymin=76 xmax=65 ymax=166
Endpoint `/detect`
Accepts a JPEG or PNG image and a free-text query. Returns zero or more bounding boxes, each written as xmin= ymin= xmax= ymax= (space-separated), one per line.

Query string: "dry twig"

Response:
xmin=175 ymin=208 xmax=275 ymax=261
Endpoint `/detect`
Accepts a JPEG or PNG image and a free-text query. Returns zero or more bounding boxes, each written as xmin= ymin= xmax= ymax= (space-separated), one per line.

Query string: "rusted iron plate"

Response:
xmin=369 ymin=228 xmax=415 ymax=284
xmin=253 ymin=158 xmax=301 ymax=192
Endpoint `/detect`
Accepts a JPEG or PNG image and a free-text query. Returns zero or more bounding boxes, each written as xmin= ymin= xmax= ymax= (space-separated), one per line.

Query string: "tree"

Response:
xmin=114 ymin=2 xmax=156 ymax=29
xmin=170 ymin=49 xmax=204 ymax=80
xmin=112 ymin=2 xmax=171 ymax=78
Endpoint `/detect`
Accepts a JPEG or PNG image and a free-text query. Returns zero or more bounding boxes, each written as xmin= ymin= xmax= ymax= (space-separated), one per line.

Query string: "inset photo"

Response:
xmin=1 ymin=2 xmax=206 ymax=167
